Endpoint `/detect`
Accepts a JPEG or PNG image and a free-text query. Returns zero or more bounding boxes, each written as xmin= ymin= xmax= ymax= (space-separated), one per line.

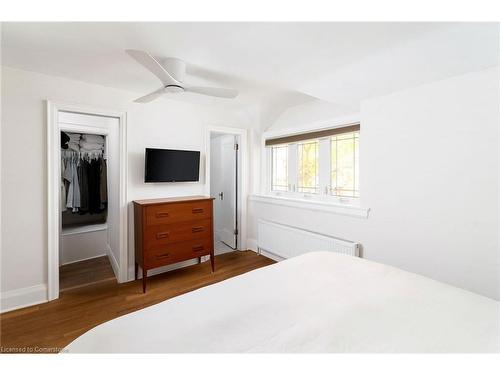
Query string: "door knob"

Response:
xmin=219 ymin=192 xmax=224 ymax=200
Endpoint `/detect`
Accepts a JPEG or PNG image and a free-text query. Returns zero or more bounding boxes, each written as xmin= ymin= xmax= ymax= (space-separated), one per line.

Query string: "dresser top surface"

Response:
xmin=133 ymin=195 xmax=214 ymax=206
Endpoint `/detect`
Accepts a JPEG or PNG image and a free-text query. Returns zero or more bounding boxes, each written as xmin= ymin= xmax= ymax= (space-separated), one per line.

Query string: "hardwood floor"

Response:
xmin=60 ymin=256 xmax=116 ymax=292
xmin=0 ymin=251 xmax=275 ymax=353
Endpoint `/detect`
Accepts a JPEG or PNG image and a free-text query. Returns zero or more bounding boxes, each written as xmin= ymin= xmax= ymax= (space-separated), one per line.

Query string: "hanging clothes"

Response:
xmin=61 ymin=132 xmax=107 ymax=225
xmin=100 ymin=158 xmax=108 ymax=209
xmin=61 ymin=158 xmax=67 ymax=212
xmin=78 ymin=159 xmax=89 ymax=213
xmin=87 ymin=158 xmax=103 ymax=214
xmin=63 ymin=157 xmax=81 ymax=212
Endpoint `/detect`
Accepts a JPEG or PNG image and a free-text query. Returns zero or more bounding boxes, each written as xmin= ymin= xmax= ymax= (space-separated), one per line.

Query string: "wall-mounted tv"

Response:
xmin=145 ymin=148 xmax=200 ymax=183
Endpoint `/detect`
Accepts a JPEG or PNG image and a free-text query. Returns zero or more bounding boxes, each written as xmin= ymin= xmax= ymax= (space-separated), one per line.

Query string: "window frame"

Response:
xmin=296 ymin=139 xmax=320 ymax=194
xmin=330 ymin=130 xmax=360 ymax=199
xmin=270 ymin=144 xmax=290 ymax=192
xmin=266 ymin=124 xmax=360 ymax=205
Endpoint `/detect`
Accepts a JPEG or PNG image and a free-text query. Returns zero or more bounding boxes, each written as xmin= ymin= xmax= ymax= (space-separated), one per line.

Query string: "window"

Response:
xmin=297 ymin=140 xmax=319 ymax=193
xmin=331 ymin=130 xmax=359 ymax=197
xmin=266 ymin=124 xmax=360 ymax=201
xmin=271 ymin=145 xmax=288 ymax=191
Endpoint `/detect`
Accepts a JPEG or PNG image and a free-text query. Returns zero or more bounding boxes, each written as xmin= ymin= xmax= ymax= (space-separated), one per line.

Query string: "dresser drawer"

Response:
xmin=144 ymin=218 xmax=211 ymax=248
xmin=145 ymin=200 xmax=212 ymax=226
xmin=144 ymin=238 xmax=212 ymax=268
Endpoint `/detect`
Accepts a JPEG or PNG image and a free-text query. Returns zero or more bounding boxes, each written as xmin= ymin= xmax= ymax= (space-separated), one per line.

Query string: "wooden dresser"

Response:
xmin=133 ymin=196 xmax=215 ymax=292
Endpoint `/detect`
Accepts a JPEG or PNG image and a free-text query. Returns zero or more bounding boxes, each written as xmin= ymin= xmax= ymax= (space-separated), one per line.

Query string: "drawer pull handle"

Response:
xmin=156 ymin=231 xmax=170 ymax=239
xmin=156 ymin=252 xmax=170 ymax=259
xmin=192 ymin=208 xmax=204 ymax=214
xmin=192 ymin=226 xmax=204 ymax=233
xmin=192 ymin=245 xmax=204 ymax=252
xmin=156 ymin=212 xmax=170 ymax=218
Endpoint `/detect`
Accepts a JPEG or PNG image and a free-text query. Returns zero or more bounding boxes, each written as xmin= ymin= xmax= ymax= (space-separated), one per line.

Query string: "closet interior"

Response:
xmin=61 ymin=132 xmax=108 ymax=227
xmin=59 ymin=131 xmax=115 ymax=291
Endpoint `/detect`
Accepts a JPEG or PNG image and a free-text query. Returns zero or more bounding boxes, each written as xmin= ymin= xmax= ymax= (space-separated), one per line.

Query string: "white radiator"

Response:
xmin=257 ymin=219 xmax=359 ymax=260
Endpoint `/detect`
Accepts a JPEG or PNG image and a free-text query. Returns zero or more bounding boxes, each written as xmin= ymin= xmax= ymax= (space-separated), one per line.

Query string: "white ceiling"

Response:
xmin=2 ymin=22 xmax=499 ymax=127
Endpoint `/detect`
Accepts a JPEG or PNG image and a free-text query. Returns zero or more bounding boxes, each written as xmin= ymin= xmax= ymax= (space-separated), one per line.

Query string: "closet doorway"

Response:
xmin=47 ymin=102 xmax=127 ymax=301
xmin=205 ymin=126 xmax=248 ymax=254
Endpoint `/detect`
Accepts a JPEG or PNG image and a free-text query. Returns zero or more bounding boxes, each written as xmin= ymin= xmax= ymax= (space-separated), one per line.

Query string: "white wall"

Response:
xmin=0 ymin=66 xmax=256 ymax=311
xmin=60 ymin=229 xmax=108 ymax=265
xmin=249 ymin=67 xmax=500 ymax=300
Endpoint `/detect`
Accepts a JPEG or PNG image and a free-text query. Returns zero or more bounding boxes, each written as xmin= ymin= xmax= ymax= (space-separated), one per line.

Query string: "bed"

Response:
xmin=64 ymin=251 xmax=499 ymax=353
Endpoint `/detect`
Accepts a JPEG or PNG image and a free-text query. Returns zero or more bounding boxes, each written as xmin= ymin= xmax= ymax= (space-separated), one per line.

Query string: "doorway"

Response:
xmin=206 ymin=126 xmax=248 ymax=254
xmin=211 ymin=134 xmax=238 ymax=251
xmin=47 ymin=101 xmax=128 ymax=301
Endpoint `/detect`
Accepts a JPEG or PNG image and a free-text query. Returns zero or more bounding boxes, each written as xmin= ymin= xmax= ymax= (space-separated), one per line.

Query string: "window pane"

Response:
xmin=331 ymin=131 xmax=359 ymax=197
xmin=271 ymin=145 xmax=288 ymax=191
xmin=297 ymin=140 xmax=319 ymax=194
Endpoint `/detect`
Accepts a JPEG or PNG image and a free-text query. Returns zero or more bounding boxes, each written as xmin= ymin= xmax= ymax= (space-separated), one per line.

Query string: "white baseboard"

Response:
xmin=106 ymin=244 xmax=120 ymax=281
xmin=0 ymin=284 xmax=48 ymax=313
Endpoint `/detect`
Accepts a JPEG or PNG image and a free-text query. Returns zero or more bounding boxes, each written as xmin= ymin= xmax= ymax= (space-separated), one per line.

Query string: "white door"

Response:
xmin=211 ymin=134 xmax=237 ymax=249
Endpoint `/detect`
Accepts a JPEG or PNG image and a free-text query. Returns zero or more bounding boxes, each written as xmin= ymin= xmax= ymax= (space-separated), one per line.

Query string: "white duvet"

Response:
xmin=64 ymin=251 xmax=499 ymax=353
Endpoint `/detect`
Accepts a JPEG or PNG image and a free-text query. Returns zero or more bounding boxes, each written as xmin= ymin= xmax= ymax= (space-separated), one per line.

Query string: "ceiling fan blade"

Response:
xmin=126 ymin=49 xmax=180 ymax=87
xmin=134 ymin=88 xmax=165 ymax=103
xmin=185 ymin=86 xmax=239 ymax=98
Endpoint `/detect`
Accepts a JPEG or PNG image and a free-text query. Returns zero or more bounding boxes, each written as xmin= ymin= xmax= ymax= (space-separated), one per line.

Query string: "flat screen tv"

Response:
xmin=145 ymin=148 xmax=200 ymax=183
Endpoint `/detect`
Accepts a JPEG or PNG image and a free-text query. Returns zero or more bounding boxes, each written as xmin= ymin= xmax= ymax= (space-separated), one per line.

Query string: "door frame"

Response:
xmin=46 ymin=100 xmax=128 ymax=301
xmin=204 ymin=125 xmax=248 ymax=251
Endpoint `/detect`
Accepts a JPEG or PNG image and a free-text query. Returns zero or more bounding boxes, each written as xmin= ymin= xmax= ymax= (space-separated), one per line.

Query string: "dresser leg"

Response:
xmin=210 ymin=254 xmax=215 ymax=273
xmin=142 ymin=268 xmax=147 ymax=293
xmin=135 ymin=262 xmax=138 ymax=280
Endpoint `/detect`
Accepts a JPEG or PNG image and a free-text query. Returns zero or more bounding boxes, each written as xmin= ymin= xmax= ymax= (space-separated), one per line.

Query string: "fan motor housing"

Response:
xmin=164 ymin=85 xmax=184 ymax=94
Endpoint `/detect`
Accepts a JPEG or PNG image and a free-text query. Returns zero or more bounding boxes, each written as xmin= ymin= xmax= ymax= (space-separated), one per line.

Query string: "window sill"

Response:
xmin=248 ymin=194 xmax=370 ymax=219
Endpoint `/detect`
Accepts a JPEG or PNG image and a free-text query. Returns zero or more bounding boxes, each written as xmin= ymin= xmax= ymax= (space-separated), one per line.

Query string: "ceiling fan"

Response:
xmin=126 ymin=49 xmax=239 ymax=103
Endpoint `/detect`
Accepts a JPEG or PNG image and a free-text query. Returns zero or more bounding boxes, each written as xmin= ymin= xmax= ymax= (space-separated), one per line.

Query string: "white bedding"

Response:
xmin=64 ymin=252 xmax=499 ymax=353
